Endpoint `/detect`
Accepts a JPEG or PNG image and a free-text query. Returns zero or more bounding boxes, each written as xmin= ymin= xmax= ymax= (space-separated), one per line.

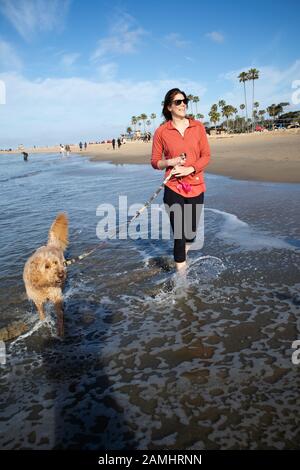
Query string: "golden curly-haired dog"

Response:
xmin=23 ymin=213 xmax=68 ymax=336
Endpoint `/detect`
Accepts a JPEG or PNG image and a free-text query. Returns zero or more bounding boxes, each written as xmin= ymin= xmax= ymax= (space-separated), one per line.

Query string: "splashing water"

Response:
xmin=148 ymin=254 xmax=226 ymax=303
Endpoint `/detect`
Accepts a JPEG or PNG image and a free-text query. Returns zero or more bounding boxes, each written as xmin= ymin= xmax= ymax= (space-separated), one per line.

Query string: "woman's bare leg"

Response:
xmin=175 ymin=260 xmax=187 ymax=272
xmin=185 ymin=243 xmax=192 ymax=256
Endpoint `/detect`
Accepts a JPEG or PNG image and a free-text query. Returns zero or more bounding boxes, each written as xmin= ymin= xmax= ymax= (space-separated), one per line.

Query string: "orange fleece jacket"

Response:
xmin=151 ymin=118 xmax=211 ymax=197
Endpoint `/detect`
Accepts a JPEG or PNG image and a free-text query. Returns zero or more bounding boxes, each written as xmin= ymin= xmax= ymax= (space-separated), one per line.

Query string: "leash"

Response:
xmin=127 ymin=169 xmax=173 ymax=224
xmin=65 ymin=154 xmax=186 ymax=267
xmin=64 ymin=244 xmax=107 ymax=266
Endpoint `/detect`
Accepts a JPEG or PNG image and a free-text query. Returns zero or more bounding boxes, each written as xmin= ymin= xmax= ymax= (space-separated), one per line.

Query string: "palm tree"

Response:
xmin=233 ymin=107 xmax=238 ymax=132
xmin=196 ymin=113 xmax=204 ymax=121
xmin=238 ymin=71 xmax=249 ymax=130
xmin=258 ymin=110 xmax=265 ymax=124
xmin=278 ymin=102 xmax=290 ymax=119
xmin=267 ymin=104 xmax=278 ymax=129
xmin=131 ymin=116 xmax=137 ymax=132
xmin=234 ymin=116 xmax=245 ymax=133
xmin=193 ymin=96 xmax=200 ymax=115
xmin=218 ymin=100 xmax=226 ymax=127
xmin=126 ymin=127 xmax=133 ymax=137
xmin=240 ymin=104 xmax=245 ymax=132
xmin=248 ymin=68 xmax=260 ymax=131
xmin=278 ymin=102 xmax=289 ymax=111
xmin=187 ymin=94 xmax=194 ymax=114
xmin=146 ymin=119 xmax=151 ymax=130
xmin=136 ymin=115 xmax=142 ymax=134
xmin=209 ymin=105 xmax=220 ymax=132
xmin=269 ymin=103 xmax=289 ymax=128
xmin=140 ymin=113 xmax=148 ymax=134
xmin=253 ymin=101 xmax=259 ymax=127
xmin=222 ymin=105 xmax=236 ymax=132
xmin=150 ymin=113 xmax=157 ymax=132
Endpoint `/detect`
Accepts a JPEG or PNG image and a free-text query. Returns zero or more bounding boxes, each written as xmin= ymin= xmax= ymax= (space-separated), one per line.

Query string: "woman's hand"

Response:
xmin=171 ymin=165 xmax=195 ymax=177
xmin=157 ymin=154 xmax=186 ymax=170
xmin=168 ymin=155 xmax=185 ymax=167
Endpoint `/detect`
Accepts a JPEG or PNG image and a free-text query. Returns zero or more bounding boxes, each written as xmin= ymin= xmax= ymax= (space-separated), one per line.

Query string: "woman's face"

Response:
xmin=168 ymin=93 xmax=187 ymax=119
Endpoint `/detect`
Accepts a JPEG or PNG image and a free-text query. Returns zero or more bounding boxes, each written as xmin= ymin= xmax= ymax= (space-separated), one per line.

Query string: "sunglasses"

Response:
xmin=172 ymin=98 xmax=189 ymax=106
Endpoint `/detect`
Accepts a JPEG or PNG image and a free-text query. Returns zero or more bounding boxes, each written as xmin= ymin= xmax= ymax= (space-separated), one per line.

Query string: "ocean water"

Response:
xmin=0 ymin=152 xmax=300 ymax=450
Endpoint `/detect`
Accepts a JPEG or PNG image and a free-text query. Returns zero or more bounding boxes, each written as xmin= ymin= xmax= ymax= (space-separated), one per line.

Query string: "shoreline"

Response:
xmin=1 ymin=129 xmax=300 ymax=184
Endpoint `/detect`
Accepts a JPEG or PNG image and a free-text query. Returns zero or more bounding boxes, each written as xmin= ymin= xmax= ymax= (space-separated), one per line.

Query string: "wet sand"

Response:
xmin=1 ymin=129 xmax=300 ymax=183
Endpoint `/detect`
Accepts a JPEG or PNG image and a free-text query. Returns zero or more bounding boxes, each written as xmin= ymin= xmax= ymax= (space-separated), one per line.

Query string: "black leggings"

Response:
xmin=163 ymin=186 xmax=204 ymax=263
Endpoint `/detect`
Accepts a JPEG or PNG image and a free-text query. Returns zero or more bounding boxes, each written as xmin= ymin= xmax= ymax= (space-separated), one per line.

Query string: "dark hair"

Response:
xmin=162 ymin=88 xmax=188 ymax=121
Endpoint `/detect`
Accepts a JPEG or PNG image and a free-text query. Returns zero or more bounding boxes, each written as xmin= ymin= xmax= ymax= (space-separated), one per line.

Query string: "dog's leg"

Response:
xmin=54 ymin=299 xmax=64 ymax=337
xmin=36 ymin=302 xmax=46 ymax=321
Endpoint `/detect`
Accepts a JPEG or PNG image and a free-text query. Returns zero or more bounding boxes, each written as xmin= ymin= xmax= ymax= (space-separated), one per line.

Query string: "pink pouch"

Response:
xmin=177 ymin=182 xmax=192 ymax=193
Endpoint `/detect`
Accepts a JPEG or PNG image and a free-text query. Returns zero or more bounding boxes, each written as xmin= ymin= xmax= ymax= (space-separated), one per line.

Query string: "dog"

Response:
xmin=23 ymin=213 xmax=68 ymax=336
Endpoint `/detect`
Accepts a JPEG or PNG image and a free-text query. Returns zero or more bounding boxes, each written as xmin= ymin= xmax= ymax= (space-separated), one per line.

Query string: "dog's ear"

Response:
xmin=28 ymin=256 xmax=47 ymax=287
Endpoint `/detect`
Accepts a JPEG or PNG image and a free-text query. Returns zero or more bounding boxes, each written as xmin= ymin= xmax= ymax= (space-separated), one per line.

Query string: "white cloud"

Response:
xmin=97 ymin=62 xmax=118 ymax=81
xmin=0 ymin=39 xmax=22 ymax=71
xmin=0 ymin=72 xmax=206 ymax=147
xmin=0 ymin=0 xmax=71 ymax=39
xmin=60 ymin=52 xmax=80 ymax=68
xmin=164 ymin=33 xmax=190 ymax=48
xmin=185 ymin=56 xmax=196 ymax=63
xmin=206 ymin=31 xmax=224 ymax=43
xmin=91 ymin=12 xmax=147 ymax=61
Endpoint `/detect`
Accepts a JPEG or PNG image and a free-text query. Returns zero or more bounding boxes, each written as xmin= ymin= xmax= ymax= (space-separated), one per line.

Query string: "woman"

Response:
xmin=151 ymin=88 xmax=211 ymax=271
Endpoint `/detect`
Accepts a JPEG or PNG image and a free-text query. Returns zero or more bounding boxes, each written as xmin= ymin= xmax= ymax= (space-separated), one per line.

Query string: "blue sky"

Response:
xmin=0 ymin=0 xmax=299 ymax=147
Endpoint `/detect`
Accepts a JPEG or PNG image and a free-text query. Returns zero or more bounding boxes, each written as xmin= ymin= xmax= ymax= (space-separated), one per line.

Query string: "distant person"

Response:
xmin=112 ymin=138 xmax=116 ymax=150
xmin=79 ymin=142 xmax=83 ymax=151
xmin=59 ymin=144 xmax=65 ymax=156
xmin=84 ymin=142 xmax=87 ymax=150
xmin=65 ymin=144 xmax=71 ymax=156
xmin=117 ymin=138 xmax=121 ymax=149
xmin=22 ymin=151 xmax=28 ymax=161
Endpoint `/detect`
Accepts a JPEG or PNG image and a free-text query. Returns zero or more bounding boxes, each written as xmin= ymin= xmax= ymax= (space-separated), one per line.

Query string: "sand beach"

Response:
xmin=2 ymin=129 xmax=299 ymax=184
